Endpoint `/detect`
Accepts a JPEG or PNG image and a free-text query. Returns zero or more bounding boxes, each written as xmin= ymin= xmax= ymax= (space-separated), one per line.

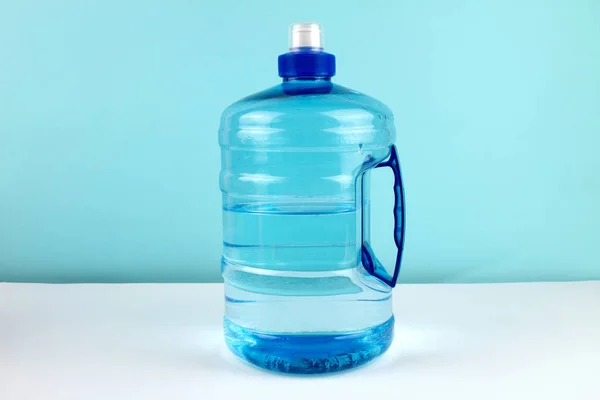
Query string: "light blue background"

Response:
xmin=1 ymin=0 xmax=599 ymax=283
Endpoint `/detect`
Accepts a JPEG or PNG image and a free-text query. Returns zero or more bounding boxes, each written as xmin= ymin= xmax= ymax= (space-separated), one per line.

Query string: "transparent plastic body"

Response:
xmin=219 ymin=78 xmax=398 ymax=374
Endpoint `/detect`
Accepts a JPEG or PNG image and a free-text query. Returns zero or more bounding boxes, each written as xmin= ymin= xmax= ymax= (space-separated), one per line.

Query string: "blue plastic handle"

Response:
xmin=360 ymin=145 xmax=406 ymax=288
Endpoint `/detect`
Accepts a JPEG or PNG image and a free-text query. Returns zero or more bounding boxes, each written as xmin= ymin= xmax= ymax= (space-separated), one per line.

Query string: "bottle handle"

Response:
xmin=360 ymin=145 xmax=406 ymax=288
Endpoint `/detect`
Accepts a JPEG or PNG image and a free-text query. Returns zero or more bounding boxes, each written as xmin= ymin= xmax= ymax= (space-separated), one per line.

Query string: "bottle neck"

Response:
xmin=283 ymin=76 xmax=331 ymax=82
xmin=281 ymin=76 xmax=333 ymax=95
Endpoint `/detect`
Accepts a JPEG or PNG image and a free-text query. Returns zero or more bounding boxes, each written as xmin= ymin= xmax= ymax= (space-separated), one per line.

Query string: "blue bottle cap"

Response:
xmin=278 ymin=23 xmax=336 ymax=78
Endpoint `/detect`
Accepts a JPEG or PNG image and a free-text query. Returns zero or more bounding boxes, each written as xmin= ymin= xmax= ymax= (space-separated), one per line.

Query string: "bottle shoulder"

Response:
xmin=219 ymin=83 xmax=395 ymax=150
xmin=221 ymin=83 xmax=393 ymax=121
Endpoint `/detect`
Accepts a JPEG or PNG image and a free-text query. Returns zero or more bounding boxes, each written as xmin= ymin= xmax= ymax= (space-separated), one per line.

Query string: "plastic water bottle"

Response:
xmin=219 ymin=23 xmax=405 ymax=374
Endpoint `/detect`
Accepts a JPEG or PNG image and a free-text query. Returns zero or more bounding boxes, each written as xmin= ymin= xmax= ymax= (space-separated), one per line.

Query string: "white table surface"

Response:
xmin=1 ymin=282 xmax=599 ymax=400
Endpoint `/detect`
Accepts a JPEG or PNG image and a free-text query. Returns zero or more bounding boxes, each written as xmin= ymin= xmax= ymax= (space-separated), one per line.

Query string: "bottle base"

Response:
xmin=223 ymin=316 xmax=394 ymax=374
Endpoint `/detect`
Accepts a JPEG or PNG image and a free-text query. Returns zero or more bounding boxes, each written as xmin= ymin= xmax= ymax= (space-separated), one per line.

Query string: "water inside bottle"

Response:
xmin=222 ymin=200 xmax=394 ymax=372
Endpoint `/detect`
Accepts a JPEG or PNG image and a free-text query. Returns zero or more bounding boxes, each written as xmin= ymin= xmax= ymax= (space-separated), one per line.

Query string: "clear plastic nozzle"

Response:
xmin=289 ymin=22 xmax=324 ymax=50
